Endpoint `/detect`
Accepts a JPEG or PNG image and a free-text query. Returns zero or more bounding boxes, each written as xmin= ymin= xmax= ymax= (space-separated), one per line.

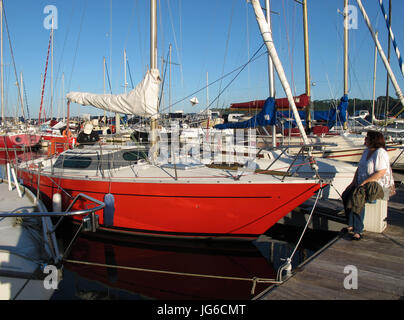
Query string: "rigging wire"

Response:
xmin=167 ymin=0 xmax=183 ymax=87
xmin=104 ymin=61 xmax=113 ymax=94
xmin=127 ymin=59 xmax=135 ymax=89
xmin=2 ymin=2 xmax=25 ymax=122
xmin=22 ymin=76 xmax=30 ymax=121
xmin=216 ymin=0 xmax=236 ymax=109
xmin=158 ymin=49 xmax=170 ymax=111
xmin=51 ymin=5 xmax=75 ymax=113
xmin=281 ymin=0 xmax=296 ymax=97
xmin=159 ymin=43 xmax=266 ymax=115
xmin=67 ymin=0 xmax=87 ymax=92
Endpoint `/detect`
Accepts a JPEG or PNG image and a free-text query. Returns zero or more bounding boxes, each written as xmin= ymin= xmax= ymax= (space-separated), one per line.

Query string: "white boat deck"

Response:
xmin=19 ymin=146 xmax=320 ymax=185
xmin=0 ymin=180 xmax=55 ymax=300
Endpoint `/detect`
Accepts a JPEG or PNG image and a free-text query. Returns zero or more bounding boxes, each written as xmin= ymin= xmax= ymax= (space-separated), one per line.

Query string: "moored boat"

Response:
xmin=0 ymin=132 xmax=41 ymax=150
xmin=18 ymin=145 xmax=322 ymax=239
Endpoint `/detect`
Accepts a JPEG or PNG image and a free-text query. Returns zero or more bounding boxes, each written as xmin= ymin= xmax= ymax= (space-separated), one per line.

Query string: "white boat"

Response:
xmin=0 ymin=177 xmax=58 ymax=300
xmin=0 ymin=161 xmax=105 ymax=300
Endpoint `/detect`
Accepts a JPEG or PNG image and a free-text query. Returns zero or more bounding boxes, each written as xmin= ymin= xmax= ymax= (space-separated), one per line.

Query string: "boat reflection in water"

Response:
xmin=57 ymin=230 xmax=283 ymax=300
xmin=55 ymin=224 xmax=336 ymax=300
xmin=60 ymin=232 xmax=276 ymax=300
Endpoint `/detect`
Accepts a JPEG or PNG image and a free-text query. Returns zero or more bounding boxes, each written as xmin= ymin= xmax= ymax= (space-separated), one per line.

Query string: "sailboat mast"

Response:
xmin=372 ymin=32 xmax=378 ymax=125
xmin=124 ymin=49 xmax=127 ymax=93
xmin=302 ymin=0 xmax=312 ymax=130
xmin=385 ymin=0 xmax=392 ymax=115
xmin=150 ymin=0 xmax=158 ymax=148
xmin=0 ymin=0 xmax=3 ymax=126
xmin=265 ymin=0 xmax=277 ymax=148
xmin=103 ymin=57 xmax=106 ymax=121
xmin=265 ymin=0 xmax=275 ymax=98
xmin=343 ymin=0 xmax=349 ymax=129
xmin=20 ymin=72 xmax=24 ymax=120
xmin=50 ymin=18 xmax=54 ymax=120
xmin=356 ymin=0 xmax=404 ymax=114
xmin=150 ymin=0 xmax=157 ymax=71
xmin=62 ymin=72 xmax=64 ymax=120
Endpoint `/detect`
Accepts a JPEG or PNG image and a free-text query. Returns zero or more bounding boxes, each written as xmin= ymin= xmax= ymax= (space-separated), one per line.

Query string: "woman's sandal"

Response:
xmin=352 ymin=233 xmax=362 ymax=241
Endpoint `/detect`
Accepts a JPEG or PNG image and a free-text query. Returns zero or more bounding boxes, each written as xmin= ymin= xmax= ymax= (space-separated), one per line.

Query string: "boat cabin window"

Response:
xmin=122 ymin=151 xmax=144 ymax=162
xmin=53 ymin=148 xmax=147 ymax=171
xmin=54 ymin=156 xmax=92 ymax=169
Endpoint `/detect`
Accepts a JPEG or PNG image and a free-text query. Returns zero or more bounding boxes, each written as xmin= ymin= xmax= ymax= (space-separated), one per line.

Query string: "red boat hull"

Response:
xmin=0 ymin=133 xmax=41 ymax=149
xmin=19 ymin=170 xmax=321 ymax=238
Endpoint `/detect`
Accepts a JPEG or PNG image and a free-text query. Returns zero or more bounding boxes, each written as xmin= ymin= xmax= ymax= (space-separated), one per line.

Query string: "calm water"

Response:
xmin=51 ymin=223 xmax=337 ymax=300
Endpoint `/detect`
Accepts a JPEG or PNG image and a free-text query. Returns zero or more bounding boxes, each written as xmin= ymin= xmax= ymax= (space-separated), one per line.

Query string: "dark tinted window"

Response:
xmin=122 ymin=151 xmax=144 ymax=162
xmin=55 ymin=156 xmax=92 ymax=169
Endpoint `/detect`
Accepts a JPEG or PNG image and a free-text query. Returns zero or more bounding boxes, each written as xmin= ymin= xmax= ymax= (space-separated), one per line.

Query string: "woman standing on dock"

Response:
xmin=341 ymin=130 xmax=394 ymax=240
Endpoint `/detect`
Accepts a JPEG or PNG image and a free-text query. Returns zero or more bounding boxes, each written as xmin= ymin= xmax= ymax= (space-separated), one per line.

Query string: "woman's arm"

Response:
xmin=359 ymin=168 xmax=387 ymax=186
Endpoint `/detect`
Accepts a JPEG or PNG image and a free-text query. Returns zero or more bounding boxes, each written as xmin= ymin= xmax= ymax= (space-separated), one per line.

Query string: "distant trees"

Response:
xmin=312 ymin=96 xmax=401 ymax=117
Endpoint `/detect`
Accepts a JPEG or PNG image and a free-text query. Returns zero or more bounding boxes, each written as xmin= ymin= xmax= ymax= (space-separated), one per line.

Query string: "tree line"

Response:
xmin=312 ymin=96 xmax=402 ymax=117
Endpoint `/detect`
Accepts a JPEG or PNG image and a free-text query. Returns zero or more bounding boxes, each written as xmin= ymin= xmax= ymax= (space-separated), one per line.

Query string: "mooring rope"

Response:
xmin=276 ymin=180 xmax=324 ymax=281
xmin=63 ymin=258 xmax=283 ymax=295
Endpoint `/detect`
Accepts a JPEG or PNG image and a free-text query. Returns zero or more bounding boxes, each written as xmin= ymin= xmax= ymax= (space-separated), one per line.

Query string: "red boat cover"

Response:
xmin=312 ymin=125 xmax=329 ymax=135
xmin=230 ymin=93 xmax=309 ymax=111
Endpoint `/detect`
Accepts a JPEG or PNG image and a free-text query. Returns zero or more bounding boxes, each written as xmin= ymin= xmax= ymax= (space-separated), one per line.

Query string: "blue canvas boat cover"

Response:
xmin=327 ymin=94 xmax=348 ymax=129
xmin=214 ymin=97 xmax=277 ymax=129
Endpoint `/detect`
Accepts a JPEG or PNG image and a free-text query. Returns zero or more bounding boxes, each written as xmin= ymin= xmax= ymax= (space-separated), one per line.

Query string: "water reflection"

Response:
xmin=53 ymin=225 xmax=336 ymax=300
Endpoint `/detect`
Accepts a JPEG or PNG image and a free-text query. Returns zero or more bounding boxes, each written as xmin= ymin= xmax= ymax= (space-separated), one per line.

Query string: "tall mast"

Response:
xmin=0 ymin=0 xmax=3 ymax=126
xmin=265 ymin=0 xmax=276 ymax=148
xmin=20 ymin=72 xmax=24 ymax=120
xmin=302 ymin=0 xmax=312 ymax=130
xmin=169 ymin=43 xmax=172 ymax=113
xmin=50 ymin=18 xmax=54 ymax=120
xmin=356 ymin=0 xmax=404 ymax=115
xmin=103 ymin=57 xmax=106 ymax=121
xmin=385 ymin=0 xmax=392 ymax=118
xmin=62 ymin=72 xmax=65 ymax=120
xmin=124 ymin=49 xmax=127 ymax=93
xmin=150 ymin=0 xmax=157 ymax=71
xmin=343 ymin=0 xmax=349 ymax=130
xmin=206 ymin=71 xmax=209 ymax=110
xmin=150 ymin=0 xmax=158 ymax=148
xmin=372 ymin=32 xmax=378 ymax=124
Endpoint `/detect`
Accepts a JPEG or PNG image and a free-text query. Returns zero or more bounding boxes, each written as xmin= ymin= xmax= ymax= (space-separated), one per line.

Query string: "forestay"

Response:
xmin=66 ymin=69 xmax=161 ymax=118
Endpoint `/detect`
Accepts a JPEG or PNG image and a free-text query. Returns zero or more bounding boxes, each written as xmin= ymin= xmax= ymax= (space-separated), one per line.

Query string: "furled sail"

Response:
xmin=66 ymin=69 xmax=161 ymax=118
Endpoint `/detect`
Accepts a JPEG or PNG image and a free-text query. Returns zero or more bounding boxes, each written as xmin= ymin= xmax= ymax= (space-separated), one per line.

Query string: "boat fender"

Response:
xmin=52 ymin=193 xmax=62 ymax=212
xmin=103 ymin=193 xmax=115 ymax=227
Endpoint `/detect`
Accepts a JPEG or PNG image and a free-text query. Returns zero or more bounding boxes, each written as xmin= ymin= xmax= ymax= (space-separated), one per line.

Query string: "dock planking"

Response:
xmin=259 ymin=184 xmax=404 ymax=300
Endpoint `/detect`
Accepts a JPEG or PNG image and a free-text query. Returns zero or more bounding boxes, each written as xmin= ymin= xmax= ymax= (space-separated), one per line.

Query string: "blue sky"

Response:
xmin=1 ymin=0 xmax=404 ymax=118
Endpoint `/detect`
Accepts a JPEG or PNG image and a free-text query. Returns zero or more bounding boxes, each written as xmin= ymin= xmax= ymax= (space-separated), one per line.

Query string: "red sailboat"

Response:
xmin=18 ymin=0 xmax=323 ymax=240
xmin=18 ymin=144 xmax=321 ymax=239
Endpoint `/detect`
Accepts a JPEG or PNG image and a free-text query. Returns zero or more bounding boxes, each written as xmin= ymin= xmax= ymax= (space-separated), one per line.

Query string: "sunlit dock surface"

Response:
xmin=257 ymin=185 xmax=404 ymax=300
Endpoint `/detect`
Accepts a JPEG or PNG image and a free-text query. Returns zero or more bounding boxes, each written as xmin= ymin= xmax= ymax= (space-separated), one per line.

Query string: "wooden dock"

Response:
xmin=257 ymin=184 xmax=404 ymax=300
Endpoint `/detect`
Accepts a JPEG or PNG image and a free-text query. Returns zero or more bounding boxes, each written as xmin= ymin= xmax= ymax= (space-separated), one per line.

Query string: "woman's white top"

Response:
xmin=357 ymin=147 xmax=393 ymax=189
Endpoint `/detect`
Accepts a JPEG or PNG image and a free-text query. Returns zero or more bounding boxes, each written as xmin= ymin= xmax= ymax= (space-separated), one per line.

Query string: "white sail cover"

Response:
xmin=66 ymin=69 xmax=161 ymax=118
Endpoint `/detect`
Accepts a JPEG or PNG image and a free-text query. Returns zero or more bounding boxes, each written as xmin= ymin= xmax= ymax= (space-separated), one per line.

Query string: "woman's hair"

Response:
xmin=366 ymin=130 xmax=386 ymax=149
